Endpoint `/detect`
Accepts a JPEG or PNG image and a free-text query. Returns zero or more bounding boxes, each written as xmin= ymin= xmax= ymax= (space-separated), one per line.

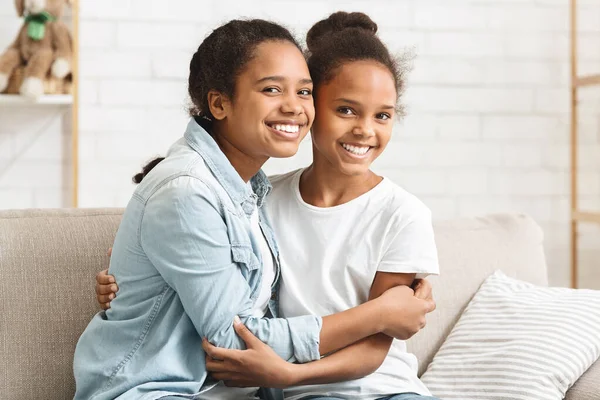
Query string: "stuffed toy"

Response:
xmin=0 ymin=0 xmax=73 ymax=99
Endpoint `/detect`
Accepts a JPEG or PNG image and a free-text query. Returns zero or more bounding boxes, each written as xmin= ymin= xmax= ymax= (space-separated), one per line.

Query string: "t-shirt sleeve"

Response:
xmin=377 ymin=205 xmax=440 ymax=277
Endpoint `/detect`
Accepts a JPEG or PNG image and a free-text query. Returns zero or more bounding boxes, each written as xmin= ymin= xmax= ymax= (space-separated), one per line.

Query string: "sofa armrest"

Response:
xmin=565 ymin=359 xmax=600 ymax=400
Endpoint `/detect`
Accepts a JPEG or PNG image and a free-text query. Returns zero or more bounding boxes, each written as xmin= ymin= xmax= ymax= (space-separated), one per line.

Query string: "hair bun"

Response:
xmin=306 ymin=12 xmax=378 ymax=52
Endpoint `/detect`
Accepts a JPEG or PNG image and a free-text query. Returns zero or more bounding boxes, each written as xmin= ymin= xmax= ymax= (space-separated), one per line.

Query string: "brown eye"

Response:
xmin=298 ymin=89 xmax=312 ymax=96
xmin=263 ymin=87 xmax=281 ymax=94
xmin=337 ymin=107 xmax=354 ymax=116
xmin=377 ymin=113 xmax=391 ymax=120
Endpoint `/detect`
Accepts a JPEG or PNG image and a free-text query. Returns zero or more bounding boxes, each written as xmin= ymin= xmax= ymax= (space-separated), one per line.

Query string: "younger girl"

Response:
xmin=78 ymin=16 xmax=434 ymax=400
xmin=97 ymin=12 xmax=440 ymax=400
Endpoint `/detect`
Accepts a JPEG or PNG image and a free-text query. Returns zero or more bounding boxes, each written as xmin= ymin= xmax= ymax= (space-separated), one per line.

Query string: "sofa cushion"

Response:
xmin=420 ymin=270 xmax=600 ymax=400
xmin=407 ymin=213 xmax=549 ymax=376
xmin=566 ymin=359 xmax=600 ymax=400
xmin=0 ymin=208 xmax=123 ymax=400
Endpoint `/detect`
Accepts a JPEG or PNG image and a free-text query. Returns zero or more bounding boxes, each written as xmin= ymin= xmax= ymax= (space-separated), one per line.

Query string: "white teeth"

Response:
xmin=342 ymin=143 xmax=370 ymax=156
xmin=272 ymin=124 xmax=299 ymax=134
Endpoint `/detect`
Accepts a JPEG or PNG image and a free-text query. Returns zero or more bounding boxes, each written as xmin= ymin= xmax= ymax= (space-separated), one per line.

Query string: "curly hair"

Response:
xmin=306 ymin=11 xmax=407 ymax=116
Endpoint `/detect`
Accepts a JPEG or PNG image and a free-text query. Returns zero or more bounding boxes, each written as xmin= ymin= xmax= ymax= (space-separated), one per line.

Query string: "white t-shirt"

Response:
xmin=250 ymin=201 xmax=277 ymax=317
xmin=202 ymin=194 xmax=275 ymax=400
xmin=267 ymin=168 xmax=439 ymax=400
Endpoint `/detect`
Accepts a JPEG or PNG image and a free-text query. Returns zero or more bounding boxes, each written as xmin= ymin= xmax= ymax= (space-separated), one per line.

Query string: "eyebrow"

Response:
xmin=334 ymin=97 xmax=395 ymax=110
xmin=256 ymin=76 xmax=313 ymax=85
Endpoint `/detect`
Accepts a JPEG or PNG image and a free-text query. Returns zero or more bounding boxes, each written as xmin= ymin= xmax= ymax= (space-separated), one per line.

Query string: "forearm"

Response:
xmin=241 ymin=313 xmax=322 ymax=363
xmin=242 ymin=294 xmax=386 ymax=364
xmin=287 ymin=333 xmax=392 ymax=386
xmin=319 ymin=298 xmax=385 ymax=356
xmin=279 ymin=273 xmax=418 ymax=386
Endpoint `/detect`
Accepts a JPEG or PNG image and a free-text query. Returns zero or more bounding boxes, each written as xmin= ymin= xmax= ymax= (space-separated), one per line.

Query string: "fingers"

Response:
xmin=96 ymin=282 xmax=118 ymax=295
xmin=98 ymin=250 xmax=116 ymax=311
xmin=202 ymin=338 xmax=221 ymax=360
xmin=414 ymin=285 xmax=431 ymax=300
xmin=211 ymin=372 xmax=248 ymax=384
xmin=205 ymin=356 xmax=228 ymax=373
xmin=413 ymin=279 xmax=433 ymax=301
xmin=428 ymin=298 xmax=437 ymax=313
xmin=233 ymin=316 xmax=260 ymax=347
xmin=98 ymin=293 xmax=115 ymax=303
xmin=421 ymin=297 xmax=436 ymax=314
xmin=202 ymin=338 xmax=241 ymax=362
xmin=392 ymin=285 xmax=414 ymax=297
xmin=212 ymin=372 xmax=236 ymax=381
xmin=95 ymin=269 xmax=110 ymax=284
xmin=210 ymin=372 xmax=255 ymax=388
xmin=96 ymin=269 xmax=115 ymax=284
xmin=412 ymin=287 xmax=435 ymax=314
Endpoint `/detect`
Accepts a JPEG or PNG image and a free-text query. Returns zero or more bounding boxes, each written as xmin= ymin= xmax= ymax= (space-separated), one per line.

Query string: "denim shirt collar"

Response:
xmin=184 ymin=117 xmax=271 ymax=209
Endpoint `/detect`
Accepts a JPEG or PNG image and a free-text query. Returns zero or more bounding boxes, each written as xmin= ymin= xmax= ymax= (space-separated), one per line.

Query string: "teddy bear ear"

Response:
xmin=14 ymin=0 xmax=25 ymax=16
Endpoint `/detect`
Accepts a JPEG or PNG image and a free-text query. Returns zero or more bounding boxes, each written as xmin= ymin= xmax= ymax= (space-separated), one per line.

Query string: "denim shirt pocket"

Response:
xmin=230 ymin=244 xmax=260 ymax=272
xmin=231 ymin=244 xmax=261 ymax=302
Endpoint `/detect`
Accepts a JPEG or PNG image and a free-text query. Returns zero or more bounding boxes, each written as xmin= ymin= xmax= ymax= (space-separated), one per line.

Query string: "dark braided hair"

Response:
xmin=132 ymin=156 xmax=165 ymax=184
xmin=132 ymin=19 xmax=301 ymax=184
xmin=306 ymin=11 xmax=407 ymax=116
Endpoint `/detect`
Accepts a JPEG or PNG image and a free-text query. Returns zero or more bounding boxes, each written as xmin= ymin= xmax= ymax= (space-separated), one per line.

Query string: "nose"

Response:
xmin=280 ymin=92 xmax=303 ymax=116
xmin=352 ymin=118 xmax=375 ymax=137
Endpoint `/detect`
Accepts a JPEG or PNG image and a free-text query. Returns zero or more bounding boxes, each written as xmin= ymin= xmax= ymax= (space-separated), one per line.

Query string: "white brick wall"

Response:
xmin=1 ymin=0 xmax=599 ymax=288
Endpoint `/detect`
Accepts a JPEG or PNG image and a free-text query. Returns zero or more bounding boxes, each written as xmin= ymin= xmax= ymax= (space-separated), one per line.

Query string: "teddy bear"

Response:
xmin=0 ymin=0 xmax=73 ymax=99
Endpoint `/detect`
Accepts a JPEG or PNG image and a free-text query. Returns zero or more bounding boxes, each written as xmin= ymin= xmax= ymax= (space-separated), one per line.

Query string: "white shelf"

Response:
xmin=0 ymin=94 xmax=73 ymax=106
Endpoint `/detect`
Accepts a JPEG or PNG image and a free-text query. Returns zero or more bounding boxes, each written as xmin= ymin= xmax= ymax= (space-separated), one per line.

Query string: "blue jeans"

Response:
xmin=302 ymin=394 xmax=441 ymax=400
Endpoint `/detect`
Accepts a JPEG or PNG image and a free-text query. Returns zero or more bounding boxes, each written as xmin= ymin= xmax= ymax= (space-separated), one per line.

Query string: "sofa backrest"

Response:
xmin=408 ymin=213 xmax=549 ymax=376
xmin=0 ymin=209 xmax=123 ymax=399
xmin=0 ymin=209 xmax=549 ymax=398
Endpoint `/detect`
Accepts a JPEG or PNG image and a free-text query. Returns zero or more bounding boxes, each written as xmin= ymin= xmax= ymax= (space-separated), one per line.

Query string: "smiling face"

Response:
xmin=310 ymin=60 xmax=397 ymax=177
xmin=217 ymin=40 xmax=315 ymax=160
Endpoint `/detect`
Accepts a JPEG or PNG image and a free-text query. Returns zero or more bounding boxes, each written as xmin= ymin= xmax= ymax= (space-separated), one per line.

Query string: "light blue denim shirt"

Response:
xmin=73 ymin=118 xmax=322 ymax=400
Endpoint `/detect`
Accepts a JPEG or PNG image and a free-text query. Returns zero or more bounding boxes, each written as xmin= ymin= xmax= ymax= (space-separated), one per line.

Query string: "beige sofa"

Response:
xmin=0 ymin=208 xmax=598 ymax=399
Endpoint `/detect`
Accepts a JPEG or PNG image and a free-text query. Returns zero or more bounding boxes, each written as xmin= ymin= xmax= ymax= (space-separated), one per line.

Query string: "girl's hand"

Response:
xmin=96 ymin=248 xmax=118 ymax=310
xmin=412 ymin=278 xmax=434 ymax=303
xmin=376 ymin=284 xmax=436 ymax=340
xmin=203 ymin=317 xmax=295 ymax=389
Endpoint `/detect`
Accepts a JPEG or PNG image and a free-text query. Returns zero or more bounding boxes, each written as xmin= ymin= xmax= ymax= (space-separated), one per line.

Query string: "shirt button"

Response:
xmin=242 ymin=201 xmax=254 ymax=215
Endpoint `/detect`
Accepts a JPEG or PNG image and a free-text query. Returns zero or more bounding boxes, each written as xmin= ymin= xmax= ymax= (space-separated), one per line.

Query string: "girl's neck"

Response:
xmin=299 ymin=146 xmax=383 ymax=208
xmin=210 ymin=122 xmax=267 ymax=182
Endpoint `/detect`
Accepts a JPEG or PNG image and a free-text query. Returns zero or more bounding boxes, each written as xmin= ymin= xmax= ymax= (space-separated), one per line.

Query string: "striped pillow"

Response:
xmin=421 ymin=270 xmax=600 ymax=400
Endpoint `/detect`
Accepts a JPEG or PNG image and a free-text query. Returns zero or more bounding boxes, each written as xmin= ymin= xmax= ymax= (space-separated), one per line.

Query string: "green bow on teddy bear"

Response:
xmin=24 ymin=11 xmax=56 ymax=41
